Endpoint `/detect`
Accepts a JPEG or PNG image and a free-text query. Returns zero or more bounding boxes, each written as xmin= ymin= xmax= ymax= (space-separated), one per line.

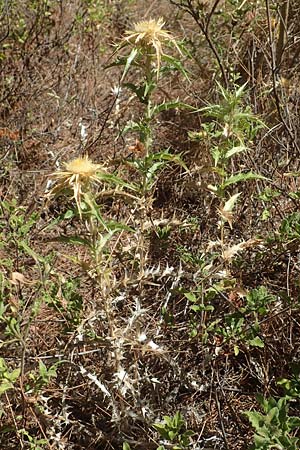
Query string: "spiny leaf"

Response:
xmin=97 ymin=172 xmax=137 ymax=191
xmin=151 ymin=100 xmax=194 ymax=116
xmin=226 ymin=145 xmax=247 ymax=158
xmin=161 ymin=54 xmax=191 ymax=81
xmin=222 ymin=172 xmax=266 ymax=188
xmin=121 ymin=47 xmax=138 ymax=81
xmin=49 ymin=235 xmax=92 ymax=247
xmin=223 ymin=192 xmax=241 ymax=213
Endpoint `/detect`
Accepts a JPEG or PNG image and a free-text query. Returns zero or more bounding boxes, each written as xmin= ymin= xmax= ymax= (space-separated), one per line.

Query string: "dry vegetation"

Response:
xmin=1 ymin=0 xmax=300 ymax=449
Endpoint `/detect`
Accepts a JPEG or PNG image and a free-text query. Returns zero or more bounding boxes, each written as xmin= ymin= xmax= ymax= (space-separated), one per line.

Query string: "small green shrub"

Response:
xmin=244 ymin=394 xmax=300 ymax=450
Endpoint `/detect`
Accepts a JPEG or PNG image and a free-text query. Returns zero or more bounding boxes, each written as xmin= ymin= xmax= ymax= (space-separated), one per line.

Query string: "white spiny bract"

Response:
xmin=79 ymin=365 xmax=111 ymax=398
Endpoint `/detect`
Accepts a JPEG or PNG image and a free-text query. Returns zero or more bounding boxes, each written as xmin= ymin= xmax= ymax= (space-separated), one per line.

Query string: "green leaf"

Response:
xmin=265 ymin=406 xmax=279 ymax=425
xmin=222 ymin=172 xmax=266 ymax=188
xmin=211 ymin=147 xmax=222 ymax=166
xmin=184 ymin=292 xmax=197 ymax=302
xmin=163 ymin=415 xmax=173 ymax=427
xmin=19 ymin=241 xmax=43 ymax=264
xmin=191 ymin=304 xmax=214 ymax=312
xmin=226 ymin=145 xmax=247 ymax=158
xmin=9 ymin=368 xmax=21 ymax=382
xmin=123 ymin=443 xmax=131 ymax=450
xmin=168 ymin=430 xmax=176 ymax=440
xmin=0 ymin=301 xmax=7 ymax=319
xmin=49 ymin=235 xmax=92 ymax=247
xmin=248 ymin=336 xmax=264 ymax=348
xmin=123 ymin=81 xmax=155 ymax=104
xmin=244 ymin=410 xmax=264 ymax=431
xmin=253 ymin=433 xmax=269 ymax=447
xmin=106 ymin=220 xmax=134 ymax=233
xmin=0 ymin=381 xmax=14 ymax=395
xmin=122 ymin=120 xmax=150 ymax=141
xmin=149 ymin=151 xmax=189 ymax=172
xmin=161 ymin=54 xmax=191 ymax=81
xmin=64 ymin=209 xmax=74 ymax=219
xmin=288 ymin=416 xmax=300 ymax=429
xmin=97 ymin=172 xmax=137 ymax=192
xmin=183 ymin=430 xmax=194 ymax=437
xmin=153 ymin=423 xmax=169 ymax=440
xmin=234 ymin=344 xmax=240 ymax=356
xmin=151 ymin=100 xmax=194 ymax=116
xmin=261 ymin=209 xmax=270 ymax=221
xmin=235 ymin=82 xmax=248 ymax=99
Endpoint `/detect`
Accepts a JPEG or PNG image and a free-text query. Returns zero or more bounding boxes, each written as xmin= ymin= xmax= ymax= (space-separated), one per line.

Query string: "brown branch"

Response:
xmin=276 ymin=0 xmax=290 ymax=69
xmin=170 ymin=0 xmax=228 ymax=87
xmin=265 ymin=0 xmax=300 ymax=154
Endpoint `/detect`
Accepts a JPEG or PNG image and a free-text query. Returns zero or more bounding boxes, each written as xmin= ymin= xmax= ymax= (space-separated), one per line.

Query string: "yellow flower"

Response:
xmin=48 ymin=156 xmax=104 ymax=216
xmin=123 ymin=17 xmax=181 ymax=74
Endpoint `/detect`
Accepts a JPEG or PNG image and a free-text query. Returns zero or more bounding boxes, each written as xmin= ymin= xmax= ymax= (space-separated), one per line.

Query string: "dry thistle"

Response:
xmin=48 ymin=155 xmax=104 ymax=216
xmin=123 ymin=17 xmax=181 ymax=74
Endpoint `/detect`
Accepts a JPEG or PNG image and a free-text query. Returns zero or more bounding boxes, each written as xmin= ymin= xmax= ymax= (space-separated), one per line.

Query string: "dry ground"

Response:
xmin=1 ymin=1 xmax=300 ymax=449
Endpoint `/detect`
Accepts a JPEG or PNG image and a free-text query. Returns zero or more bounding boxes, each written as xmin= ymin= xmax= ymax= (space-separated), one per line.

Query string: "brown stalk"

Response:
xmin=276 ymin=0 xmax=290 ymax=69
xmin=170 ymin=0 xmax=228 ymax=87
xmin=265 ymin=0 xmax=300 ymax=154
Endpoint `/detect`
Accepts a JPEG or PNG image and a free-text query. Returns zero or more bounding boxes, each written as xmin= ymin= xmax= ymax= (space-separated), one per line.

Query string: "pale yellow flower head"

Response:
xmin=48 ymin=156 xmax=104 ymax=216
xmin=64 ymin=157 xmax=101 ymax=177
xmin=123 ymin=17 xmax=181 ymax=73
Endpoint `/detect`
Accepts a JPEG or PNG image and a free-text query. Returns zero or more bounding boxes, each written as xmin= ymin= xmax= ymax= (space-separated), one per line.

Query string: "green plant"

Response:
xmin=192 ymin=82 xmax=265 ymax=202
xmin=106 ymin=19 xmax=191 ymax=276
xmin=110 ymin=17 xmax=191 ymax=154
xmin=122 ymin=443 xmax=131 ymax=450
xmin=190 ymin=82 xmax=264 ymax=238
xmin=182 ymin=284 xmax=275 ymax=354
xmin=244 ymin=394 xmax=300 ymax=449
xmin=153 ymin=412 xmax=194 ymax=450
xmin=277 ymin=364 xmax=300 ymax=400
xmin=279 ymin=212 xmax=300 ymax=241
xmin=257 ymin=187 xmax=281 ymax=221
xmin=27 ymin=360 xmax=60 ymax=394
xmin=216 ymin=313 xmax=264 ymax=356
xmin=44 ymin=277 xmax=84 ymax=330
xmin=18 ymin=429 xmax=48 ymax=450
xmin=0 ymin=358 xmax=20 ymax=395
xmin=0 ymin=198 xmax=64 ymax=445
xmin=178 ymin=81 xmax=269 ymax=351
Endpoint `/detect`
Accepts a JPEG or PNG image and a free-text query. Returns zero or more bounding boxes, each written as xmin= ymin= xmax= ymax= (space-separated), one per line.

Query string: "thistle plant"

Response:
xmin=47 ymin=153 xmax=133 ymax=360
xmin=109 ymin=18 xmax=190 ymax=275
xmin=182 ymin=82 xmax=267 ymax=350
xmin=190 ymin=81 xmax=265 ymax=256
xmin=46 ymin=26 xmax=191 ymax=413
xmin=114 ymin=17 xmax=188 ymax=154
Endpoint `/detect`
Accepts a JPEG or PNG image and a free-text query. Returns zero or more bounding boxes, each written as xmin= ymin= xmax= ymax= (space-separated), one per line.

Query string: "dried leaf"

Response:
xmin=222 ymin=238 xmax=262 ymax=261
xmin=10 ymin=272 xmax=34 ymax=286
xmin=218 ymin=193 xmax=241 ymax=228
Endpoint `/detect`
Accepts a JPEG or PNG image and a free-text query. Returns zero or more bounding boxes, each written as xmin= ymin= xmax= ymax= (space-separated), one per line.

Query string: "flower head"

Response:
xmin=48 ymin=156 xmax=104 ymax=216
xmin=123 ymin=17 xmax=181 ymax=74
xmin=63 ymin=157 xmax=101 ymax=176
